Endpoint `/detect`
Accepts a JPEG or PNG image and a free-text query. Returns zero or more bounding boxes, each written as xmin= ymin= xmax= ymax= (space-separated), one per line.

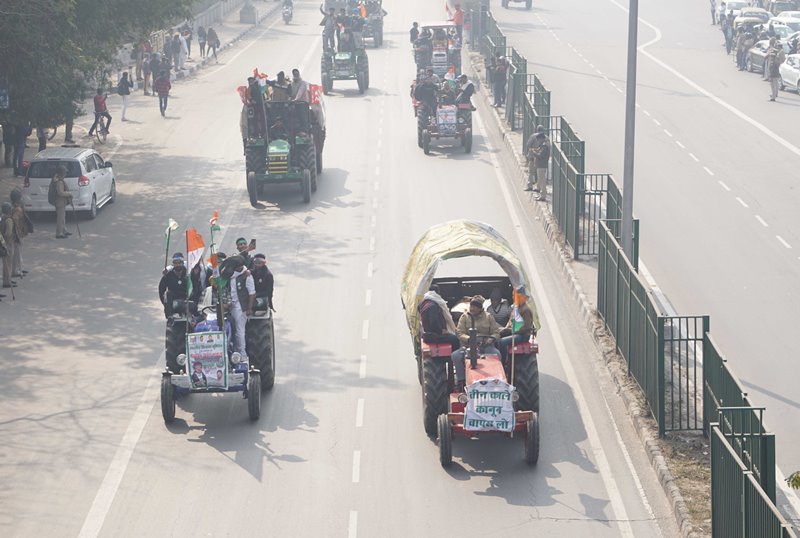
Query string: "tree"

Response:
xmin=789 ymin=471 xmax=800 ymax=490
xmin=0 ymin=0 xmax=194 ymax=127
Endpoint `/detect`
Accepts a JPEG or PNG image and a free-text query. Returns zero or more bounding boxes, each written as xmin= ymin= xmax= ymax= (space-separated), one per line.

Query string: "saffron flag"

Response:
xmin=186 ymin=228 xmax=205 ymax=269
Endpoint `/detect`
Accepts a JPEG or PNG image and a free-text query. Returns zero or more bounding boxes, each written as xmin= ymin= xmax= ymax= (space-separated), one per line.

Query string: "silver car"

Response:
xmin=23 ymin=147 xmax=116 ymax=219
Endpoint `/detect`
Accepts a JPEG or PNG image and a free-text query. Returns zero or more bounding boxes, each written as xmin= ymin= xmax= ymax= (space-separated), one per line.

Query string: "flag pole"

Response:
xmin=164 ymin=228 xmax=172 ymax=271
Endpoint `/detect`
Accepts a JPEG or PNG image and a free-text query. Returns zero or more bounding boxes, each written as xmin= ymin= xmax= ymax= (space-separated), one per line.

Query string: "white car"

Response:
xmin=775 ymin=10 xmax=800 ymax=19
xmin=779 ymin=53 xmax=800 ymax=91
xmin=23 ymin=147 xmax=116 ymax=219
xmin=772 ymin=16 xmax=800 ymax=31
xmin=722 ymin=1 xmax=750 ymax=18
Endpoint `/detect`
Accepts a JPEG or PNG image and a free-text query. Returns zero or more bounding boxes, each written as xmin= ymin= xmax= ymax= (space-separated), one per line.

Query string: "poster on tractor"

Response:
xmin=464 ymin=378 xmax=515 ymax=432
xmin=186 ymin=331 xmax=228 ymax=390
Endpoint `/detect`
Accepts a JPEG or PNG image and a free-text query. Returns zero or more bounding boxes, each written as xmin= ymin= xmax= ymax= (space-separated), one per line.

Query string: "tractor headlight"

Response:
xmin=231 ymin=352 xmax=242 ymax=364
xmin=457 ymin=393 xmax=469 ymax=404
xmin=511 ymin=391 xmax=520 ymax=402
xmin=177 ymin=354 xmax=187 ymax=366
xmin=458 ymin=117 xmax=465 ymax=124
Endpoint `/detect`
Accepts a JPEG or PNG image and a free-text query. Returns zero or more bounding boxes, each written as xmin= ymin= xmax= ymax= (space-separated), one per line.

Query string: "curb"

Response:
xmin=465 ymin=51 xmax=702 ymax=538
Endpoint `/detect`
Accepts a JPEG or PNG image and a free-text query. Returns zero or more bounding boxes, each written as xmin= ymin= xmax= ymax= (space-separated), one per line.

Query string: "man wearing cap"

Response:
xmin=498 ymin=286 xmax=539 ymax=365
xmin=235 ymin=237 xmax=254 ymax=269
xmin=158 ymin=252 xmax=189 ymax=317
xmin=451 ymin=295 xmax=501 ymax=391
xmin=526 ymin=125 xmax=551 ymax=200
xmin=455 ymin=74 xmax=475 ymax=108
xmin=50 ymin=165 xmax=73 ymax=239
xmin=251 ymin=253 xmax=275 ymax=310
xmin=229 ymin=256 xmax=255 ymax=358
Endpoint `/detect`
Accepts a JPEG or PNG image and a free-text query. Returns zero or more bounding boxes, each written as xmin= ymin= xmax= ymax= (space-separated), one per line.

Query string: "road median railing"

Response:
xmin=471 ymin=11 xmax=797 ymax=535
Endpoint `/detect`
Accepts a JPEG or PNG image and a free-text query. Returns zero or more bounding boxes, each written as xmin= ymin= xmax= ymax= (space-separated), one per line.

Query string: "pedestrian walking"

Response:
xmin=767 ymin=40 xmax=786 ymax=101
xmin=153 ymin=71 xmax=172 ymax=116
xmin=525 ymin=125 xmax=551 ymax=200
xmin=178 ymin=32 xmax=189 ymax=69
xmin=162 ymin=38 xmax=173 ymax=71
xmin=1 ymin=202 xmax=16 ymax=289
xmin=207 ymin=27 xmax=219 ymax=62
xmin=183 ymin=26 xmax=193 ymax=58
xmin=493 ymin=55 xmax=508 ymax=107
xmin=49 ymin=165 xmax=72 ymax=239
xmin=10 ymin=189 xmax=30 ymax=279
xmin=198 ymin=26 xmax=207 ymax=58
xmin=149 ymin=54 xmax=161 ymax=96
xmin=118 ymin=72 xmax=134 ymax=121
xmin=710 ymin=0 xmax=717 ymax=24
xmin=1 ymin=123 xmax=13 ymax=167
xmin=35 ymin=126 xmax=46 ymax=152
xmin=143 ymin=54 xmax=152 ymax=95
xmin=722 ymin=16 xmax=734 ymax=55
xmin=12 ymin=122 xmax=30 ymax=177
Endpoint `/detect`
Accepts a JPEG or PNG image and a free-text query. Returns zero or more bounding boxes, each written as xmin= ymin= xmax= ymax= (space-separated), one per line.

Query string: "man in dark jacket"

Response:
xmin=12 ymin=122 xmax=30 ymax=177
xmin=251 ymin=253 xmax=275 ymax=309
xmin=526 ymin=125 xmax=551 ymax=200
xmin=410 ymin=22 xmax=419 ymax=43
xmin=418 ymin=287 xmax=459 ymax=351
xmin=413 ymin=76 xmax=438 ymax=126
xmin=159 ymin=252 xmax=189 ymax=317
xmin=1 ymin=124 xmax=13 ymax=168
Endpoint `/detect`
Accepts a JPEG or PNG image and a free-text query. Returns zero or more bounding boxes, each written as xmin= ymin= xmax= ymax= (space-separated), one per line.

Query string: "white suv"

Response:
xmin=23 ymin=147 xmax=116 ymax=219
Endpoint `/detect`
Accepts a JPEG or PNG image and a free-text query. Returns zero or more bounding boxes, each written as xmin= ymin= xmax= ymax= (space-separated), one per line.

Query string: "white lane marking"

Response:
xmin=589 ymin=62 xmax=596 ymax=69
xmin=652 ymin=118 xmax=661 ymax=126
xmin=372 ymin=198 xmax=378 ymax=209
xmin=79 ymin=190 xmax=245 ymax=537
xmin=377 ymin=138 xmax=382 ymax=149
xmin=755 ymin=215 xmax=769 ymax=227
xmin=369 ymin=236 xmax=375 ymax=251
xmin=370 ymin=215 xmax=376 ymax=228
xmin=355 ymin=399 xmax=365 ymax=427
xmin=583 ymin=57 xmax=590 ymax=64
xmin=365 ymin=289 xmax=372 ymax=306
xmin=609 ymin=0 xmax=800 ymax=161
xmin=736 ymin=197 xmax=749 ymax=208
xmin=689 ymin=152 xmax=699 ymax=162
xmin=366 ymin=262 xmax=373 ymax=278
xmin=373 ymin=181 xmax=380 ymax=191
xmin=595 ymin=68 xmax=603 ymax=75
xmin=777 ymin=235 xmax=792 ymax=249
xmin=362 ymin=320 xmax=369 ymax=340
xmin=200 ymin=15 xmax=287 ymax=78
xmin=663 ymin=129 xmax=673 ymax=137
xmin=718 ymin=180 xmax=731 ymax=191
xmin=703 ymin=166 xmax=715 ymax=176
xmin=676 ymin=141 xmax=685 ymax=149
xmin=378 ymin=126 xmax=383 ymax=137
xmin=643 ymin=109 xmax=651 ymax=117
xmin=348 ymin=510 xmax=358 ymax=538
xmin=615 ymin=86 xmax=624 ymax=94
xmin=376 ymin=153 xmax=381 ymax=162
xmin=352 ymin=451 xmax=361 ymax=483
xmin=359 ymin=355 xmax=367 ymax=379
xmin=78 ymin=368 xmax=161 ymax=538
xmin=635 ymin=102 xmax=640 ymax=108
xmin=475 ymin=113 xmax=636 ymax=537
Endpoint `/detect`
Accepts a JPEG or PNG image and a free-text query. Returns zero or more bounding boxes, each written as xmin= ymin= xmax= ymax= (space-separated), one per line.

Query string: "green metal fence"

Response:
xmin=711 ymin=426 xmax=795 ymax=538
xmin=559 ymin=117 xmax=585 ymax=174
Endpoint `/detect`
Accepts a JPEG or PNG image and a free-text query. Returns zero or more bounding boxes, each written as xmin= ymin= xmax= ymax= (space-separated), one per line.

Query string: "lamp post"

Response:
xmin=621 ymin=0 xmax=639 ymax=261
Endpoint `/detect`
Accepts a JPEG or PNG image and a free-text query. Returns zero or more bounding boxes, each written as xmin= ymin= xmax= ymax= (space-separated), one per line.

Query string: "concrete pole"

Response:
xmin=621 ymin=0 xmax=639 ymax=261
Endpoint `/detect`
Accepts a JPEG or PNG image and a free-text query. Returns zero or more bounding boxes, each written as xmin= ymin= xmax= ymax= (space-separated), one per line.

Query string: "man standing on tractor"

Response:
xmin=413 ymin=75 xmax=438 ymax=125
xmin=251 ymin=253 xmax=275 ymax=310
xmin=235 ymin=237 xmax=254 ymax=269
xmin=266 ymin=71 xmax=292 ymax=102
xmin=159 ymin=252 xmax=189 ymax=317
xmin=450 ymin=295 xmax=501 ymax=392
xmin=291 ymin=69 xmax=311 ymax=103
xmin=229 ymin=255 xmax=256 ymax=358
xmin=320 ymin=5 xmax=337 ymax=50
xmin=455 ymin=74 xmax=475 ymax=108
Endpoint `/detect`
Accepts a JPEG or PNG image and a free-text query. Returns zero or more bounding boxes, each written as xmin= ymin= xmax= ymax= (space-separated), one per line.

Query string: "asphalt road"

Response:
xmin=0 ymin=1 xmax=680 ymax=536
xmin=492 ymin=0 xmax=800 ymax=482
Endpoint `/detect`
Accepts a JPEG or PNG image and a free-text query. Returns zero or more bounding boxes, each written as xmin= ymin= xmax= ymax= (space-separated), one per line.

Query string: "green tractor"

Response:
xmin=243 ymin=80 xmax=326 ymax=205
xmin=320 ymin=32 xmax=370 ymax=94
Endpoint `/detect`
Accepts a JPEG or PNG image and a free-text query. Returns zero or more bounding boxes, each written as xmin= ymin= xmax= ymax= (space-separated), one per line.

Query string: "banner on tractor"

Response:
xmin=186 ymin=331 xmax=228 ymax=390
xmin=464 ymin=378 xmax=516 ymax=432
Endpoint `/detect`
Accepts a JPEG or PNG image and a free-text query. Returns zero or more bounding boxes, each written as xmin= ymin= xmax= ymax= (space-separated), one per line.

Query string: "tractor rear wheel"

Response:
xmin=437 ymin=414 xmax=453 ymax=467
xmin=245 ymin=145 xmax=266 ymax=203
xmin=464 ymin=128 xmax=473 ymax=153
xmin=165 ymin=320 xmax=186 ymax=374
xmin=422 ymin=129 xmax=431 ymax=155
xmin=513 ymin=353 xmax=540 ymax=413
xmin=248 ymin=372 xmax=261 ymax=420
xmin=246 ymin=317 xmax=275 ymax=390
xmin=524 ymin=414 xmax=540 ymax=464
xmin=299 ymin=143 xmax=318 ymax=193
xmin=247 ymin=172 xmax=258 ymax=206
xmin=301 ymin=169 xmax=311 ymax=203
xmin=423 ymin=358 xmax=449 ymax=435
xmin=160 ymin=375 xmax=176 ymax=424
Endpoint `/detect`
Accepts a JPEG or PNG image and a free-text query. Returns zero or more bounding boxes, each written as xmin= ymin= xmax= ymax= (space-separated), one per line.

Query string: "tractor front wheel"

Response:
xmin=160 ymin=375 xmax=176 ymax=424
xmin=423 ymin=358 xmax=449 ymax=435
xmin=248 ymin=371 xmax=262 ymax=420
xmin=165 ymin=320 xmax=186 ymax=374
xmin=464 ymin=128 xmax=473 ymax=153
xmin=301 ymin=169 xmax=311 ymax=203
xmin=246 ymin=317 xmax=275 ymax=390
xmin=300 ymin=144 xmax=318 ymax=193
xmin=524 ymin=414 xmax=540 ymax=464
xmin=247 ymin=172 xmax=258 ymax=206
xmin=422 ymin=129 xmax=431 ymax=155
xmin=437 ymin=414 xmax=453 ymax=467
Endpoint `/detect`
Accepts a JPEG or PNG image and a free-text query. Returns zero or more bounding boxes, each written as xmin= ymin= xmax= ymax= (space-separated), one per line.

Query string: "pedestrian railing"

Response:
xmin=475 ymin=9 xmax=797 ymax=536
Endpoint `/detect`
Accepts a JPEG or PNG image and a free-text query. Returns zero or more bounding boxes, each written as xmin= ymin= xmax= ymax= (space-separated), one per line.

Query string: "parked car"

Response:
xmin=772 ymin=15 xmax=800 ymax=31
xmin=723 ymin=1 xmax=750 ymax=18
xmin=22 ymin=147 xmax=116 ymax=219
xmin=774 ymin=10 xmax=800 ymax=19
xmin=779 ymin=53 xmax=800 ymax=90
xmin=767 ymin=1 xmax=799 ymax=17
xmin=735 ymin=7 xmax=771 ymax=27
xmin=746 ymin=39 xmax=771 ymax=73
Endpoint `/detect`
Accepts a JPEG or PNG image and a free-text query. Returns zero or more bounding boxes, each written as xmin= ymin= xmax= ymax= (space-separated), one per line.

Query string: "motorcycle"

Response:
xmin=282 ymin=4 xmax=293 ymax=24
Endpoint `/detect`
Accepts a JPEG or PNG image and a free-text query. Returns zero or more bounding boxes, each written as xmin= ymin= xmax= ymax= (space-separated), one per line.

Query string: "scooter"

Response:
xmin=282 ymin=4 xmax=293 ymax=24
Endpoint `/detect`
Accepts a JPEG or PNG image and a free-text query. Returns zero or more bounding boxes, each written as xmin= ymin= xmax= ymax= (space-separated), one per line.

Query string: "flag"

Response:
xmin=444 ymin=65 xmax=456 ymax=81
xmin=164 ymin=218 xmax=179 ymax=249
xmin=510 ymin=305 xmax=525 ymax=333
xmin=209 ymin=209 xmax=220 ymax=231
xmin=186 ymin=228 xmax=205 ymax=269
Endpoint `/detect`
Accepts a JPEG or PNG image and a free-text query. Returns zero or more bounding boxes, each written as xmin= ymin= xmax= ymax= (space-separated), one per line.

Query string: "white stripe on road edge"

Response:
xmin=718 ymin=180 xmax=731 ymax=191
xmin=736 ymin=197 xmax=749 ymax=208
xmin=776 ymin=235 xmax=792 ymax=249
xmin=474 ymin=113 xmax=636 ymax=537
xmin=703 ymin=166 xmax=714 ymax=176
xmin=688 ymin=152 xmax=699 ymax=162
xmin=366 ymin=262 xmax=373 ymax=278
xmin=755 ymin=215 xmax=769 ymax=227
xmin=362 ymin=320 xmax=369 ymax=340
xmin=675 ymin=141 xmax=685 ymax=149
xmin=348 ymin=510 xmax=358 ymax=538
xmin=365 ymin=289 xmax=372 ymax=306
xmin=352 ymin=451 xmax=361 ymax=483
xmin=355 ymin=399 xmax=364 ymax=428
xmin=369 ymin=236 xmax=375 ymax=251
xmin=359 ymin=355 xmax=367 ymax=379
xmin=79 ymin=189 xmax=245 ymax=538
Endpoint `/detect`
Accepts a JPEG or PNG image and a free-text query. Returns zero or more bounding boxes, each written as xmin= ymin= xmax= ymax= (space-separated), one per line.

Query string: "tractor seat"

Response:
xmin=421 ymin=340 xmax=452 ymax=358
xmin=506 ymin=339 xmax=539 ymax=355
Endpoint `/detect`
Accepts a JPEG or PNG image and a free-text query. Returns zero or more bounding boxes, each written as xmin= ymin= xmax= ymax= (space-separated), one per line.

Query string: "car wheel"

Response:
xmin=746 ymin=58 xmax=753 ymax=72
xmin=87 ymin=194 xmax=97 ymax=220
xmin=108 ymin=179 xmax=116 ymax=204
xmin=796 ymin=80 xmax=800 ymax=94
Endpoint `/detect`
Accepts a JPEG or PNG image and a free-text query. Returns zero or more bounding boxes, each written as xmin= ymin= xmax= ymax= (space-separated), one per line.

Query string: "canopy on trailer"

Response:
xmin=401 ymin=220 xmax=535 ymax=341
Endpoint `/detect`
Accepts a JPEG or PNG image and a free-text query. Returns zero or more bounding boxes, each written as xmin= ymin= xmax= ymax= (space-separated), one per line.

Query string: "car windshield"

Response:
xmin=728 ymin=2 xmax=749 ymax=10
xmin=777 ymin=19 xmax=800 ymax=31
xmin=774 ymin=25 xmax=794 ymax=37
xmin=27 ymin=160 xmax=82 ymax=178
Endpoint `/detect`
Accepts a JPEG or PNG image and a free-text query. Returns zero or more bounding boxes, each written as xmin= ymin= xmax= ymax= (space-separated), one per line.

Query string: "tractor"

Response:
xmin=321 ymin=32 xmax=370 ymax=94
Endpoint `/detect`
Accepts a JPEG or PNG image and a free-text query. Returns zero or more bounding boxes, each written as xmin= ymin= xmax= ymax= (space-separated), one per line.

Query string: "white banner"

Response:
xmin=464 ymin=378 xmax=515 ymax=432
